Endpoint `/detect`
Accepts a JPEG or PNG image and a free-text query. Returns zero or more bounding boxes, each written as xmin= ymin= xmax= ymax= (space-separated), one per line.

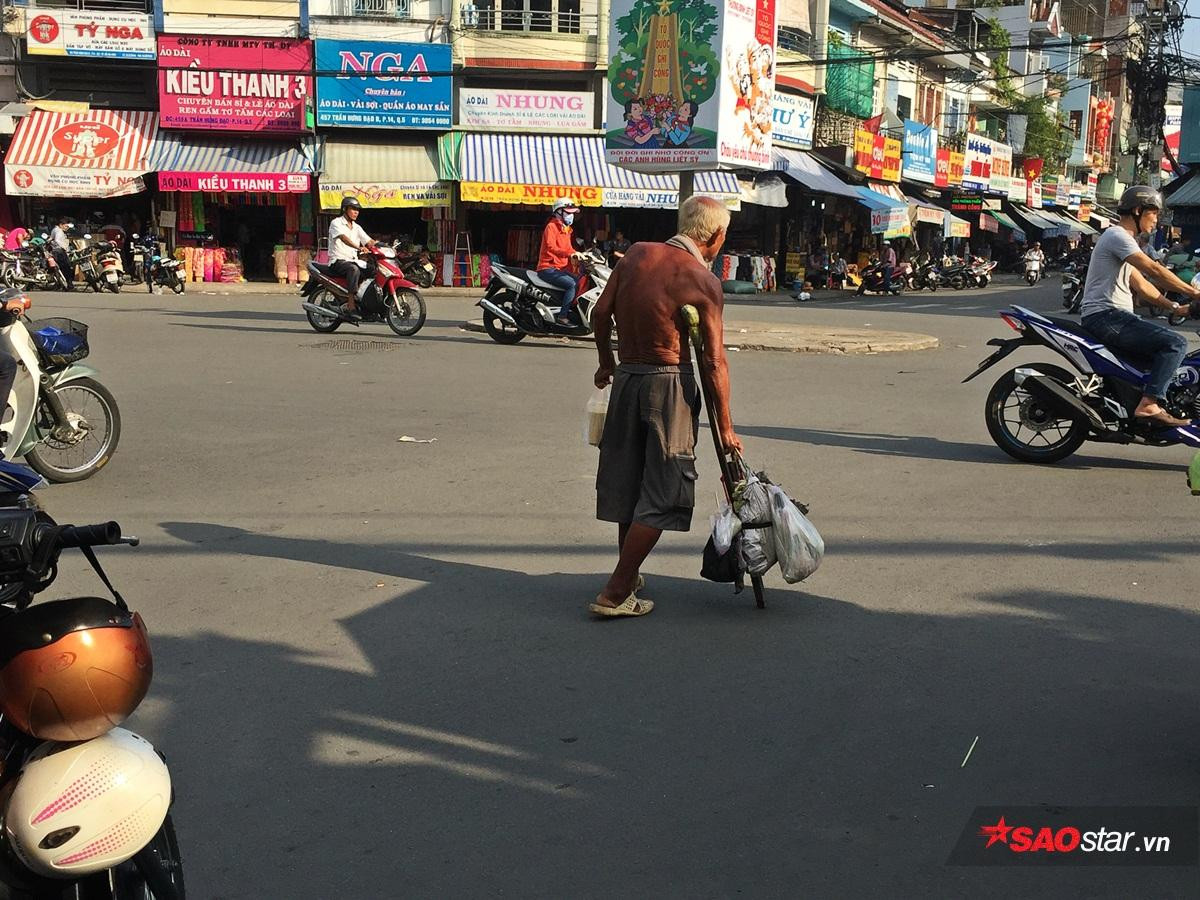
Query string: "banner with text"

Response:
xmin=28 ymin=10 xmax=154 ymax=60
xmin=902 ymin=119 xmax=937 ymax=183
xmin=315 ymin=40 xmax=451 ymax=130
xmin=459 ymin=88 xmax=592 ymax=131
xmin=963 ymin=133 xmax=992 ymax=192
xmin=157 ymin=36 xmax=312 ymax=133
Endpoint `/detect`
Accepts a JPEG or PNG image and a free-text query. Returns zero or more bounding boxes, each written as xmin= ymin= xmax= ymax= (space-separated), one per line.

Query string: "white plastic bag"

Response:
xmin=584 ymin=385 xmax=610 ymax=447
xmin=709 ymin=501 xmax=742 ymax=555
xmin=767 ymin=485 xmax=824 ymax=583
xmin=735 ymin=474 xmax=777 ymax=576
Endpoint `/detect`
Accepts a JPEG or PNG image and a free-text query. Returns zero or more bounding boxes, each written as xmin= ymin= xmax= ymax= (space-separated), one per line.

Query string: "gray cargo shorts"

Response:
xmin=596 ymin=363 xmax=701 ymax=532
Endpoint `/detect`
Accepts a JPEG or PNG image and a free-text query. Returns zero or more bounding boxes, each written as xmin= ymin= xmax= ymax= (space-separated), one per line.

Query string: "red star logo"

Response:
xmin=979 ymin=816 xmax=1013 ymax=848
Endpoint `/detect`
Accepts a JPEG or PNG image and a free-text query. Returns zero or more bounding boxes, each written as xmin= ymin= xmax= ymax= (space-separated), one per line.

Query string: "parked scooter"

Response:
xmin=854 ymin=258 xmax=903 ymax=296
xmin=392 ymin=245 xmax=436 ymax=288
xmin=1061 ymin=261 xmax=1085 ymax=314
xmin=968 ymin=255 xmax=998 ymax=288
xmin=0 ymin=474 xmax=185 ymax=899
xmin=0 ymin=245 xmax=52 ymax=292
xmin=0 ymin=288 xmax=121 ymax=482
xmin=476 ymin=246 xmax=610 ymax=344
xmin=132 ymin=234 xmax=184 ymax=295
xmin=71 ymin=237 xmax=123 ymax=294
xmin=96 ymin=240 xmax=124 ymax=292
xmin=28 ymin=236 xmax=68 ymax=292
xmin=301 ymin=244 xmax=427 ymax=336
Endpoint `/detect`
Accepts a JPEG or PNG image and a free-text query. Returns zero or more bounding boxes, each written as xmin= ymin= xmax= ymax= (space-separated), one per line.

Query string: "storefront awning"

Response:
xmin=990 ymin=211 xmax=1026 ymax=242
xmin=771 ymin=148 xmax=860 ymax=199
xmin=458 ymin=134 xmax=739 ymax=209
xmin=5 ymin=109 xmax=158 ymax=198
xmin=1039 ymin=207 xmax=1097 ymax=237
xmin=1011 ymin=204 xmax=1066 ymax=238
xmin=856 ymin=187 xmax=910 ymax=236
xmin=904 ymin=194 xmax=947 ymax=227
xmin=1166 ymin=174 xmax=1200 ymax=207
xmin=147 ymin=134 xmax=319 ymax=193
xmin=319 ymin=138 xmax=449 ymax=210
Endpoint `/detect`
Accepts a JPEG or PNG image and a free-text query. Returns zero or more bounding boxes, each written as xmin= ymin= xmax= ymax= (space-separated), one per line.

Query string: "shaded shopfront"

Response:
xmin=4 ymin=108 xmax=158 ymax=232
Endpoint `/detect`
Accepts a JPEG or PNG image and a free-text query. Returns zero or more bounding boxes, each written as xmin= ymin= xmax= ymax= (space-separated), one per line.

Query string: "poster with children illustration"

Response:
xmin=606 ymin=0 xmax=775 ymax=172
xmin=606 ymin=0 xmax=724 ymax=171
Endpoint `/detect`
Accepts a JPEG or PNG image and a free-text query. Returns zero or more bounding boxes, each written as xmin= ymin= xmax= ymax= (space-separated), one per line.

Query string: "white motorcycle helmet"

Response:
xmin=3 ymin=728 xmax=170 ymax=878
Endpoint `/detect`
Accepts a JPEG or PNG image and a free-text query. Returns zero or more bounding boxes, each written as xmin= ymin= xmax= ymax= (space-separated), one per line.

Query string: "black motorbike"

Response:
xmin=854 ymin=259 xmax=902 ymax=296
xmin=1061 ymin=261 xmax=1085 ymax=314
xmin=392 ymin=247 xmax=436 ymax=288
xmin=911 ymin=259 xmax=941 ymax=292
xmin=476 ymin=248 xmax=610 ymax=344
xmin=132 ymin=235 xmax=184 ymax=295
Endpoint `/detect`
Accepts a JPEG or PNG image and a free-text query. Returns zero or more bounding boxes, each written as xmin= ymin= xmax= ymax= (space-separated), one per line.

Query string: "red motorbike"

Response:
xmin=301 ymin=244 xmax=427 ymax=336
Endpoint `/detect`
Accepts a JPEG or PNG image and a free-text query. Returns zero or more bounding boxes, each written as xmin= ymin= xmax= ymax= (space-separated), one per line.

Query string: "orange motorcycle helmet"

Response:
xmin=0 ymin=596 xmax=151 ymax=741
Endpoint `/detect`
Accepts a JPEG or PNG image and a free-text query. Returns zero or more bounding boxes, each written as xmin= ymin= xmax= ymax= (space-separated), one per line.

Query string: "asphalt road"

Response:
xmin=25 ymin=280 xmax=1200 ymax=898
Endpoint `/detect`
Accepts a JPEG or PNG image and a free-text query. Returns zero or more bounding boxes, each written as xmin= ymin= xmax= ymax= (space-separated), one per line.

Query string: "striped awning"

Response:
xmin=147 ymin=134 xmax=319 ymax=193
xmin=990 ymin=211 xmax=1026 ymax=242
xmin=5 ymin=109 xmax=157 ymax=198
xmin=458 ymin=134 xmax=739 ymax=209
xmin=1011 ymin=204 xmax=1066 ymax=237
xmin=905 ymin=193 xmax=947 ymax=227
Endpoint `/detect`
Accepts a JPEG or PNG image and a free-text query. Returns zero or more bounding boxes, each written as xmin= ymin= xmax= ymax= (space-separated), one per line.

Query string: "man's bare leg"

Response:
xmin=596 ymin=522 xmax=661 ymax=607
xmin=1134 ymin=394 xmax=1191 ymax=426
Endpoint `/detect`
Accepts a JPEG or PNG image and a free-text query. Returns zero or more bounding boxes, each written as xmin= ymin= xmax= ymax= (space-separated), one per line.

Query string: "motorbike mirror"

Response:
xmin=83 ymin=234 xmax=92 ymax=240
xmin=131 ymin=233 xmax=140 ymax=239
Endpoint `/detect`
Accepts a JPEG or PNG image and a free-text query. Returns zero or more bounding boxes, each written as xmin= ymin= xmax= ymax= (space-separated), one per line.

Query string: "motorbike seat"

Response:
xmin=1045 ymin=315 xmax=1102 ymax=342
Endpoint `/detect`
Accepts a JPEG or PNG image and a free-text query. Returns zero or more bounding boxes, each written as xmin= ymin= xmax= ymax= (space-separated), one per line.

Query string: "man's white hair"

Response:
xmin=678 ymin=195 xmax=731 ymax=242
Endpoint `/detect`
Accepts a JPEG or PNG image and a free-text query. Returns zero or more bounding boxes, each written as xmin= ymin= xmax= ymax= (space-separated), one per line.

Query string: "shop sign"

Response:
xmin=1163 ymin=104 xmax=1182 ymax=178
xmin=157 ymin=36 xmax=312 ymax=133
xmin=962 ymin=133 xmax=992 ymax=192
xmin=1086 ymin=171 xmax=1098 ymax=202
xmin=914 ymin=205 xmax=947 ymax=226
xmin=315 ymin=41 xmax=452 ymax=130
xmin=870 ymin=205 xmax=909 ymax=234
xmin=951 ymin=194 xmax=982 ymax=212
xmin=159 ymin=171 xmax=311 ymax=192
xmin=949 ymin=151 xmax=964 ymax=186
xmin=990 ymin=141 xmax=1012 ymax=196
xmin=980 ymin=213 xmax=999 ymax=233
xmin=854 ymin=129 xmax=902 ymax=182
xmin=27 ymin=11 xmax=154 ymax=60
xmin=772 ymin=92 xmax=815 ymax=149
xmin=603 ymin=187 xmax=739 ymax=209
xmin=1078 ymin=202 xmax=1092 ymax=222
xmin=605 ymin=0 xmax=777 ymax=171
xmin=1067 ymin=186 xmax=1082 ymax=210
xmin=320 ymin=182 xmax=450 ymax=209
xmin=935 ymin=149 xmax=950 ymax=188
xmin=1029 ymin=181 xmax=1043 ymax=208
xmin=459 ymin=88 xmax=592 ymax=131
xmin=948 ymin=218 xmax=971 ymax=238
xmin=902 ymin=120 xmax=937 ymax=183
xmin=4 ymin=167 xmax=144 ymax=198
xmin=460 ymin=182 xmax=605 ymax=206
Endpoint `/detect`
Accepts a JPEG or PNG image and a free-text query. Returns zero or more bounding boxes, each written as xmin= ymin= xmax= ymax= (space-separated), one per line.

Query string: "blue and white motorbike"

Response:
xmin=965 ymin=304 xmax=1200 ymax=463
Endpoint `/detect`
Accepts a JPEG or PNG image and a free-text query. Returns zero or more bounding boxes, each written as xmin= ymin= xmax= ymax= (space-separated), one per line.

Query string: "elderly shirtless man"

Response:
xmin=588 ymin=196 xmax=741 ymax=618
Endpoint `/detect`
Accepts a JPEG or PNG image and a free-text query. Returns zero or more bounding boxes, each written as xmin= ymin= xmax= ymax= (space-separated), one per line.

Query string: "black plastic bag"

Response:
xmin=702 ymin=532 xmax=744 ymax=583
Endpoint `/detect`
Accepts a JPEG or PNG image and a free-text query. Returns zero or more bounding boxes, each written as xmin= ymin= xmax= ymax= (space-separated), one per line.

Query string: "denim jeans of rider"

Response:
xmin=882 ymin=265 xmax=893 ymax=290
xmin=538 ymin=268 xmax=578 ymax=318
xmin=1082 ymin=308 xmax=1189 ymax=400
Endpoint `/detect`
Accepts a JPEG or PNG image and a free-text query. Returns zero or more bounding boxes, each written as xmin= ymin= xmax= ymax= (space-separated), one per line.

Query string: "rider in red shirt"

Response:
xmin=537 ymin=198 xmax=581 ymax=326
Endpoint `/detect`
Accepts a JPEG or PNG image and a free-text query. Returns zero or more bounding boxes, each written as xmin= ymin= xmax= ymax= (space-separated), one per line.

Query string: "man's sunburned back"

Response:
xmin=612 ymin=241 xmax=719 ymax=365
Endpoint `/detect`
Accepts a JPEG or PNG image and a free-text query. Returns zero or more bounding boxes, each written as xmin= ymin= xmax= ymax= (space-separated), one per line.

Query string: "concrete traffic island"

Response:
xmin=460 ymin=319 xmax=939 ymax=354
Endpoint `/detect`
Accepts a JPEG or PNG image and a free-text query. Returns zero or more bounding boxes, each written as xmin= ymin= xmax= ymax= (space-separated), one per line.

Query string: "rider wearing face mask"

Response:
xmin=1080 ymin=185 xmax=1200 ymax=426
xmin=537 ymin=197 xmax=582 ymax=326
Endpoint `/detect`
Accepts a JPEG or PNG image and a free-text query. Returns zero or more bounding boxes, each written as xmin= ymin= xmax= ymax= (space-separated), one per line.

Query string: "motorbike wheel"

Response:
xmin=25 ymin=377 xmax=121 ymax=483
xmin=927 ymin=280 xmax=938 ymax=292
xmin=950 ymin=275 xmax=965 ymax=290
xmin=386 ymin=289 xmax=427 ymax=337
xmin=305 ymin=289 xmax=343 ymax=334
xmin=171 ymin=278 xmax=185 ymax=295
xmin=107 ymin=279 xmax=120 ymax=294
xmin=414 ymin=270 xmax=434 ymax=289
xmin=1170 ymin=314 xmax=1188 ymax=326
xmin=985 ymin=364 xmax=1087 ymax=464
xmin=90 ymin=280 xmax=104 ymax=293
xmin=981 ymin=276 xmax=991 ymax=288
xmin=1026 ymin=274 xmax=1037 ymax=285
xmin=483 ymin=309 xmax=526 ymax=345
xmin=1 ymin=268 xmax=14 ymax=289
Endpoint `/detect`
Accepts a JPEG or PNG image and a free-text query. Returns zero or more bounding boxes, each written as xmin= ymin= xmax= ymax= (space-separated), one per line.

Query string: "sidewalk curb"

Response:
xmin=460 ymin=320 xmax=938 ymax=354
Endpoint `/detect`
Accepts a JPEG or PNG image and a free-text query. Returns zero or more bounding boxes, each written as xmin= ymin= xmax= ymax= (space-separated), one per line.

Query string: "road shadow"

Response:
xmin=722 ymin=283 xmax=1056 ymax=321
xmin=147 ymin=521 xmax=1200 ymax=898
xmin=739 ymin=424 xmax=1186 ymax=472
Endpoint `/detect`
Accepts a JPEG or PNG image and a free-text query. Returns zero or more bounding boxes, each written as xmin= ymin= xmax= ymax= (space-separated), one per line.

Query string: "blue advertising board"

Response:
xmin=902 ymin=119 xmax=937 ymax=183
xmin=315 ymin=40 xmax=452 ymax=129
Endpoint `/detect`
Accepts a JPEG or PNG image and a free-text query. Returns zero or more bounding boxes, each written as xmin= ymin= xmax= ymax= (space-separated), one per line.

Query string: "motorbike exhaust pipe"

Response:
xmin=1014 ymin=369 xmax=1107 ymax=432
xmin=302 ymin=302 xmax=342 ymax=320
xmin=478 ymin=298 xmax=518 ymax=326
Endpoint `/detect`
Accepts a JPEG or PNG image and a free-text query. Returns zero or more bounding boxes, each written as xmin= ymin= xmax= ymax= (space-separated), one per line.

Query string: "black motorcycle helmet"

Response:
xmin=340 ymin=196 xmax=362 ymax=215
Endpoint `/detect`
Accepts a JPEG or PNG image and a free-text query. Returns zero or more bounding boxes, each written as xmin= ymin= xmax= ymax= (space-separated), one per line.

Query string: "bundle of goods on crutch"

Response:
xmin=680 ymin=305 xmax=824 ymax=607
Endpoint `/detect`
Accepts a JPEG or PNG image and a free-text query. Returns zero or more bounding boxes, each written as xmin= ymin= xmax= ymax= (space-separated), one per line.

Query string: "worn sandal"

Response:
xmin=589 ymin=593 xmax=654 ymax=618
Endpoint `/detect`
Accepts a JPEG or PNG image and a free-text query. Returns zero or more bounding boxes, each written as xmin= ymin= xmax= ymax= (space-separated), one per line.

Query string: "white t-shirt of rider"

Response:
xmin=328 ymin=216 xmax=371 ymax=263
xmin=1080 ymin=225 xmax=1141 ymax=319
